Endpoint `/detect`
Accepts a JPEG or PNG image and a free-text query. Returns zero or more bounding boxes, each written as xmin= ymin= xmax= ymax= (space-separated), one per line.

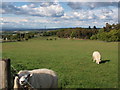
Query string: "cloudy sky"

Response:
xmin=0 ymin=0 xmax=119 ymax=29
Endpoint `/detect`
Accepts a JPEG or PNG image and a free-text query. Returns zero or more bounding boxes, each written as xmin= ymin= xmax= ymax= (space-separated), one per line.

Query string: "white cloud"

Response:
xmin=1 ymin=2 xmax=118 ymax=29
xmin=32 ymin=4 xmax=64 ymax=17
xmin=62 ymin=10 xmax=98 ymax=20
xmin=1 ymin=17 xmax=29 ymax=23
xmin=61 ymin=13 xmax=73 ymax=19
xmin=1 ymin=2 xmax=64 ymax=17
xmin=95 ymin=7 xmax=118 ymax=22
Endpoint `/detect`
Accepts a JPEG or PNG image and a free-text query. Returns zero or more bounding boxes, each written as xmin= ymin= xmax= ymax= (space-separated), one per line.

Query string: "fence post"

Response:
xmin=0 ymin=59 xmax=11 ymax=89
xmin=0 ymin=59 xmax=3 ymax=89
xmin=6 ymin=59 xmax=11 ymax=89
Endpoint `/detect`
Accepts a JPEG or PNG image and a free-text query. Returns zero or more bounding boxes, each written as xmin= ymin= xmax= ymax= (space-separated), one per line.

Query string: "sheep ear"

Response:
xmin=27 ymin=73 xmax=33 ymax=78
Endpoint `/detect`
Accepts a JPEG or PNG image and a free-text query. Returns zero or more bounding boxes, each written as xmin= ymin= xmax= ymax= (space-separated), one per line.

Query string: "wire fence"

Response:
xmin=0 ymin=59 xmax=33 ymax=89
xmin=11 ymin=64 xmax=18 ymax=89
xmin=0 ymin=59 xmax=21 ymax=89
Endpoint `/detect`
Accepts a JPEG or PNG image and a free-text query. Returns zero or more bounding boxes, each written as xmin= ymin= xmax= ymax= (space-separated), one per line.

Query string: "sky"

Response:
xmin=0 ymin=0 xmax=119 ymax=29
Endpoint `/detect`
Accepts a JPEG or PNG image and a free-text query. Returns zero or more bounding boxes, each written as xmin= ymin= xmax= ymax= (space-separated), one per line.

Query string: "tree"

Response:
xmin=88 ymin=26 xmax=91 ymax=29
xmin=90 ymin=35 xmax=98 ymax=40
xmin=105 ymin=23 xmax=112 ymax=32
xmin=93 ymin=26 xmax=97 ymax=29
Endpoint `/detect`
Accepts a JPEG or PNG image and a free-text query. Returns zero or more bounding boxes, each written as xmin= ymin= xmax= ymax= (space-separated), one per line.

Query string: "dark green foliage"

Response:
xmin=2 ymin=31 xmax=40 ymax=42
xmin=90 ymin=23 xmax=120 ymax=42
xmin=43 ymin=30 xmax=58 ymax=36
xmin=107 ymin=30 xmax=120 ymax=41
xmin=57 ymin=28 xmax=98 ymax=39
xmin=90 ymin=35 xmax=98 ymax=40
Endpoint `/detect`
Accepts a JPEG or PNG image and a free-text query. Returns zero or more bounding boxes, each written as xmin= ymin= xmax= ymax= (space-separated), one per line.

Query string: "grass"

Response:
xmin=2 ymin=37 xmax=118 ymax=88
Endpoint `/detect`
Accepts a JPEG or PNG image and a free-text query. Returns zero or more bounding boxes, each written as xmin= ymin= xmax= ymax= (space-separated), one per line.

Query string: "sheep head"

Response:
xmin=19 ymin=73 xmax=32 ymax=86
xmin=15 ymin=71 xmax=33 ymax=86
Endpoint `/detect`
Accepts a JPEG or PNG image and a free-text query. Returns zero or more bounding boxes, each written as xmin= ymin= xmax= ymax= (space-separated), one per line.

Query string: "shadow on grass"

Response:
xmin=100 ymin=60 xmax=110 ymax=64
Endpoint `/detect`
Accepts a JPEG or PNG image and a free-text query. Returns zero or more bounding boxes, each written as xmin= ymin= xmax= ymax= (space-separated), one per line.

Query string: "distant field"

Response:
xmin=2 ymin=37 xmax=118 ymax=88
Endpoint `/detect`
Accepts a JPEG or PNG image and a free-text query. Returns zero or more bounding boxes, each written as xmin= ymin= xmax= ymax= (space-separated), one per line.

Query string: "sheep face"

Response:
xmin=19 ymin=74 xmax=32 ymax=86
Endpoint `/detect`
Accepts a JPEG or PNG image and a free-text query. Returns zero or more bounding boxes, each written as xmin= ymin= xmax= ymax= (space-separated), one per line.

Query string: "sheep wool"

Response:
xmin=92 ymin=51 xmax=101 ymax=64
xmin=14 ymin=68 xmax=58 ymax=89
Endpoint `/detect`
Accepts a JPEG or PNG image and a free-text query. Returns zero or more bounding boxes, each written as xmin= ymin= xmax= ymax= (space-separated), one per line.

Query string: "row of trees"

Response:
xmin=2 ymin=32 xmax=38 ymax=42
xmin=43 ymin=30 xmax=58 ymax=36
xmin=56 ymin=27 xmax=98 ymax=39
xmin=44 ymin=23 xmax=120 ymax=42
xmin=44 ymin=23 xmax=119 ymax=42
xmin=2 ymin=23 xmax=120 ymax=42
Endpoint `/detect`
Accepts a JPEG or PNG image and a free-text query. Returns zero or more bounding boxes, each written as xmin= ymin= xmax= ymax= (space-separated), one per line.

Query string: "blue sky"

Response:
xmin=0 ymin=1 xmax=119 ymax=29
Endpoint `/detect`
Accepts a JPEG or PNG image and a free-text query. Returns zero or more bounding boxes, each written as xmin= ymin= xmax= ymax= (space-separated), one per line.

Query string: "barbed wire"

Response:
xmin=11 ymin=64 xmax=34 ymax=89
xmin=11 ymin=65 xmax=26 ymax=90
xmin=11 ymin=65 xmax=18 ymax=73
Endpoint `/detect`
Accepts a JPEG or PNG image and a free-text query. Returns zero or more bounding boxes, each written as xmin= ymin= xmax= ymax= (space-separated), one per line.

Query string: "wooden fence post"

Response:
xmin=0 ymin=59 xmax=3 ymax=89
xmin=0 ymin=59 xmax=11 ymax=89
xmin=6 ymin=59 xmax=11 ymax=89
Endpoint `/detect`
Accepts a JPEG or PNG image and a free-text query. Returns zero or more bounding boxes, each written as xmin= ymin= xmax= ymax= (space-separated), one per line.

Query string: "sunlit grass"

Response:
xmin=2 ymin=37 xmax=118 ymax=88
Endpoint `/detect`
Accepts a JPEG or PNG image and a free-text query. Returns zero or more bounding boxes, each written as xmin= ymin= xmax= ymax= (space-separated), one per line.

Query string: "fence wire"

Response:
xmin=11 ymin=65 xmax=34 ymax=89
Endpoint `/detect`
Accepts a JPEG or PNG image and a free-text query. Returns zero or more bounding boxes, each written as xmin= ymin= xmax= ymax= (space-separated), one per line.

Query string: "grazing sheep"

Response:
xmin=92 ymin=51 xmax=101 ymax=64
xmin=49 ymin=38 xmax=52 ymax=40
xmin=14 ymin=69 xmax=58 ymax=89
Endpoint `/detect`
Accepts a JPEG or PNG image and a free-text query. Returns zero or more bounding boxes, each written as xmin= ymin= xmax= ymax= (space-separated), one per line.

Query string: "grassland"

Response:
xmin=2 ymin=37 xmax=118 ymax=88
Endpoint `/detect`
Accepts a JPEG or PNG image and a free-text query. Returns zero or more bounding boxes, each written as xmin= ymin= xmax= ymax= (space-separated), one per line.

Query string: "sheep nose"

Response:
xmin=21 ymin=81 xmax=25 ymax=83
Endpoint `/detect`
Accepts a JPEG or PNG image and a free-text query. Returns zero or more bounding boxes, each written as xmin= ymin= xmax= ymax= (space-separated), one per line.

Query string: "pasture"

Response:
xmin=2 ymin=37 xmax=118 ymax=88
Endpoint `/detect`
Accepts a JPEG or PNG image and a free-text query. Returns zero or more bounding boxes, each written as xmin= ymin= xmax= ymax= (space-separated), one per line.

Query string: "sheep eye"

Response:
xmin=24 ymin=76 xmax=28 ymax=80
xmin=25 ymin=77 xmax=28 ymax=79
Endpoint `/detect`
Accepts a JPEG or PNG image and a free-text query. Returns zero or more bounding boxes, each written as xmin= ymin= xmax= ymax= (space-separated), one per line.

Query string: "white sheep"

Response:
xmin=92 ymin=51 xmax=101 ymax=64
xmin=14 ymin=68 xmax=58 ymax=89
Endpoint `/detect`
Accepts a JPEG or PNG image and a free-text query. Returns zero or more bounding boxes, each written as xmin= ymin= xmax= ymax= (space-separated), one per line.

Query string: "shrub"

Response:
xmin=90 ymin=35 xmax=98 ymax=40
xmin=107 ymin=29 xmax=119 ymax=41
xmin=95 ymin=29 xmax=120 ymax=42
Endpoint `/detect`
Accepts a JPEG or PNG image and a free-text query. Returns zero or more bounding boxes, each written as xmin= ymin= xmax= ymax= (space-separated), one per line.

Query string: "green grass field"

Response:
xmin=2 ymin=37 xmax=118 ymax=88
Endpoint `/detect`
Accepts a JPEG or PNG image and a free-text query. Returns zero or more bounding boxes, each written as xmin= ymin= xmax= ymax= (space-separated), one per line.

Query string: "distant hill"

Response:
xmin=1 ymin=28 xmax=61 ymax=31
xmin=1 ymin=27 xmax=101 ymax=31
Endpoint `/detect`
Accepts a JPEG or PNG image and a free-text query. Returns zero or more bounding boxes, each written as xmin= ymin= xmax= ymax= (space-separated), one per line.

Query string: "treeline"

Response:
xmin=56 ymin=27 xmax=98 ymax=39
xmin=2 ymin=31 xmax=39 ymax=42
xmin=42 ymin=27 xmax=98 ymax=39
xmin=90 ymin=23 xmax=120 ymax=42
xmin=43 ymin=23 xmax=120 ymax=42
xmin=43 ymin=30 xmax=58 ymax=36
xmin=2 ymin=23 xmax=120 ymax=42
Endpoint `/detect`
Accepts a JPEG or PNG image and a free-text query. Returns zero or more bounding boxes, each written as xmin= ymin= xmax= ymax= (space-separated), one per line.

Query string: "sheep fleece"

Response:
xmin=14 ymin=68 xmax=58 ymax=89
xmin=92 ymin=51 xmax=101 ymax=63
